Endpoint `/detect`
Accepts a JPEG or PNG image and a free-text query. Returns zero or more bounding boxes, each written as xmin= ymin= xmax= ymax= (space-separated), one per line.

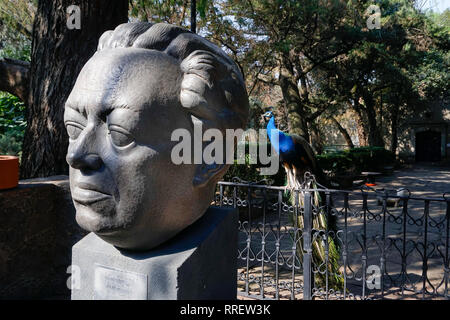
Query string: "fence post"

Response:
xmin=303 ymin=192 xmax=313 ymax=300
xmin=445 ymin=200 xmax=449 ymax=299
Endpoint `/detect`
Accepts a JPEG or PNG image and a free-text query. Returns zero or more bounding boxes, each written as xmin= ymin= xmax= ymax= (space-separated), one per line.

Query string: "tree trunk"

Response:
xmin=279 ymin=57 xmax=310 ymax=141
xmin=309 ymin=121 xmax=324 ymax=154
xmin=350 ymin=101 xmax=368 ymax=147
xmin=390 ymin=103 xmax=399 ymax=155
xmin=20 ymin=0 xmax=128 ymax=179
xmin=329 ymin=116 xmax=354 ymax=149
xmin=360 ymin=89 xmax=384 ymax=147
xmin=366 ymin=106 xmax=384 ymax=147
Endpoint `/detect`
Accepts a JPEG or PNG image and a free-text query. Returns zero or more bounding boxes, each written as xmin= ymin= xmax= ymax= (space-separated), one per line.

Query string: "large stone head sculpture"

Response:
xmin=64 ymin=22 xmax=249 ymax=250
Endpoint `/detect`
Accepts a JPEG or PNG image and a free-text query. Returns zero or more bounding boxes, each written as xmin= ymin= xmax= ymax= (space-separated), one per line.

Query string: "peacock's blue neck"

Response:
xmin=266 ymin=116 xmax=294 ymax=154
xmin=266 ymin=116 xmax=277 ymax=135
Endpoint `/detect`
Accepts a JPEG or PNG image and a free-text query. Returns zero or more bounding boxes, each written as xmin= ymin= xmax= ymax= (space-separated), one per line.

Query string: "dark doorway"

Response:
xmin=415 ymin=130 xmax=441 ymax=162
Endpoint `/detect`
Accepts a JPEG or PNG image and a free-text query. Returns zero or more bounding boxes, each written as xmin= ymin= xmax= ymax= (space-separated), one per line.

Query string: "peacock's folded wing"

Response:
xmin=289 ymin=133 xmax=318 ymax=173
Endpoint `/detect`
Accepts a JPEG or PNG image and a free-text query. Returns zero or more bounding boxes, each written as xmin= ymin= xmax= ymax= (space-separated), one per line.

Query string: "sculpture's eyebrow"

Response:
xmin=65 ymin=104 xmax=87 ymax=118
xmin=103 ymin=103 xmax=140 ymax=115
xmin=67 ymin=102 xmax=137 ymax=119
xmin=107 ymin=103 xmax=134 ymax=111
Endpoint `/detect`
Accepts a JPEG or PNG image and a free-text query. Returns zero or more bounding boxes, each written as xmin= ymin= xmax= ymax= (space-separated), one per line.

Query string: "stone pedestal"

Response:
xmin=71 ymin=206 xmax=237 ymax=300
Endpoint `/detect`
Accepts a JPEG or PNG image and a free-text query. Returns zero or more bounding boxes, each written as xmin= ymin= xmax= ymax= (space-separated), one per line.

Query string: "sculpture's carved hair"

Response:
xmin=97 ymin=22 xmax=249 ymax=130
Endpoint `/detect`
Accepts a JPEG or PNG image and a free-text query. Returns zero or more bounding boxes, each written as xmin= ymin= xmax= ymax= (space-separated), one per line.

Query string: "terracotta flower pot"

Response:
xmin=0 ymin=155 xmax=19 ymax=190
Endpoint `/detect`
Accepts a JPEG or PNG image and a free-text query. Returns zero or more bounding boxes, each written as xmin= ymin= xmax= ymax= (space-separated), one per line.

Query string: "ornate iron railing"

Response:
xmin=215 ymin=177 xmax=450 ymax=300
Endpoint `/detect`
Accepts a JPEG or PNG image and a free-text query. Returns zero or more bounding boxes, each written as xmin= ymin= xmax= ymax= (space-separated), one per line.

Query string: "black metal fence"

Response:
xmin=215 ymin=178 xmax=450 ymax=300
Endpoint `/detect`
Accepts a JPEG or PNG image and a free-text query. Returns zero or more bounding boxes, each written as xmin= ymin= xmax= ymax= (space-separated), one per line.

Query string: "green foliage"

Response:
xmin=129 ymin=0 xmax=188 ymax=25
xmin=0 ymin=0 xmax=34 ymax=61
xmin=0 ymin=131 xmax=22 ymax=156
xmin=317 ymin=152 xmax=354 ymax=173
xmin=0 ymin=37 xmax=31 ymax=61
xmin=0 ymin=93 xmax=26 ymax=134
xmin=128 ymin=0 xmax=212 ymax=28
xmin=223 ymin=144 xmax=395 ymax=184
xmin=0 ymin=93 xmax=26 ymax=156
xmin=222 ymin=142 xmax=286 ymax=185
xmin=317 ymin=147 xmax=395 ymax=174
xmin=197 ymin=0 xmax=208 ymax=19
xmin=349 ymin=146 xmax=395 ymax=171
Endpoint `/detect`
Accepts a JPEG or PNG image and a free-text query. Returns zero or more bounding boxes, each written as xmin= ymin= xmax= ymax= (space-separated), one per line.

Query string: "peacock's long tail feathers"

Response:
xmin=287 ymin=169 xmax=344 ymax=291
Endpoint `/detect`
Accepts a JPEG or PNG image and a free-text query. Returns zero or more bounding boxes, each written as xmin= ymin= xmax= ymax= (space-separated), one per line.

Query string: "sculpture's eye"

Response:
xmin=108 ymin=125 xmax=134 ymax=148
xmin=66 ymin=122 xmax=83 ymax=140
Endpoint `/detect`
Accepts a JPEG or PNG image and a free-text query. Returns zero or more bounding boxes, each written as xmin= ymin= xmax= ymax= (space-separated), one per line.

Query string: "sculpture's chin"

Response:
xmin=74 ymin=202 xmax=123 ymax=234
xmin=96 ymin=234 xmax=166 ymax=252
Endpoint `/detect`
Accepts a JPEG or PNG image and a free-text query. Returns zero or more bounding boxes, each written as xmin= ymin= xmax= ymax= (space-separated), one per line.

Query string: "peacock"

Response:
xmin=262 ymin=110 xmax=343 ymax=291
xmin=263 ymin=110 xmax=324 ymax=188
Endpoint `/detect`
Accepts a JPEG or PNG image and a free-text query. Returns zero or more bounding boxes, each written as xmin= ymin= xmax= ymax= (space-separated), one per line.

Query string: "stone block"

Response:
xmin=71 ymin=206 xmax=237 ymax=300
xmin=0 ymin=176 xmax=86 ymax=299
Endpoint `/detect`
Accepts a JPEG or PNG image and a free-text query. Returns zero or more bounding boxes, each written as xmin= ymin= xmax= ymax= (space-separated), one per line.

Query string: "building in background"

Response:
xmin=398 ymin=99 xmax=449 ymax=163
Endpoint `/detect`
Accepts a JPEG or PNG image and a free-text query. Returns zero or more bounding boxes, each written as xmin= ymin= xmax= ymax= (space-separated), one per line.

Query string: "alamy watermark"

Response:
xmin=366 ymin=4 xmax=381 ymax=30
xmin=171 ymin=126 xmax=280 ymax=175
xmin=67 ymin=5 xmax=81 ymax=30
xmin=65 ymin=3 xmax=381 ymax=31
xmin=67 ymin=264 xmax=80 ymax=290
xmin=366 ymin=265 xmax=381 ymax=289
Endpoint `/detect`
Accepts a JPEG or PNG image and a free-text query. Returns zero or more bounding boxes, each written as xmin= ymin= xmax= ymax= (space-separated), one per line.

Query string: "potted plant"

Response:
xmin=0 ymin=155 xmax=19 ymax=190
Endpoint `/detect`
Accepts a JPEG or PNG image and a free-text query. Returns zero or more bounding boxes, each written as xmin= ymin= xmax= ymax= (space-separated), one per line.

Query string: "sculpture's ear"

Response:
xmin=188 ymin=115 xmax=229 ymax=188
xmin=193 ymin=163 xmax=229 ymax=188
xmin=180 ymin=51 xmax=231 ymax=188
xmin=179 ymin=50 xmax=232 ymax=122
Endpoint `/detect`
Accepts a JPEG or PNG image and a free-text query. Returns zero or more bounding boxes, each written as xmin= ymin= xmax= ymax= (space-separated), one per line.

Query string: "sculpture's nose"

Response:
xmin=66 ymin=152 xmax=103 ymax=171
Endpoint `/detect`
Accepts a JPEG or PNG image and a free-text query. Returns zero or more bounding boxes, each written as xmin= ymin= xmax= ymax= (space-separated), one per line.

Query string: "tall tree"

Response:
xmin=129 ymin=0 xmax=190 ymax=26
xmin=0 ymin=0 xmax=128 ymax=178
xmin=203 ymin=0 xmax=365 ymax=142
xmin=128 ymin=0 xmax=210 ymax=31
xmin=329 ymin=116 xmax=355 ymax=149
xmin=323 ymin=0 xmax=449 ymax=148
xmin=0 ymin=0 xmax=35 ymax=97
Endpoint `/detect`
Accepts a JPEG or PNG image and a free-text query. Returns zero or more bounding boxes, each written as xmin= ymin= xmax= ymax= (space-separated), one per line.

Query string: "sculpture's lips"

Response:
xmin=71 ymin=183 xmax=112 ymax=205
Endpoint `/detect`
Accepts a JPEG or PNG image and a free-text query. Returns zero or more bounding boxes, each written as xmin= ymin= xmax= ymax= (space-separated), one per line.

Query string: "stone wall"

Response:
xmin=0 ymin=176 xmax=86 ymax=299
